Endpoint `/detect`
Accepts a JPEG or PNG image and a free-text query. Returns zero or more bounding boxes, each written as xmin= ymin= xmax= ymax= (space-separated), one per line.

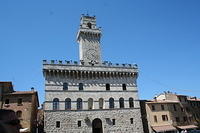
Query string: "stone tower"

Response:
xmin=77 ymin=15 xmax=101 ymax=64
xmin=43 ymin=15 xmax=144 ymax=133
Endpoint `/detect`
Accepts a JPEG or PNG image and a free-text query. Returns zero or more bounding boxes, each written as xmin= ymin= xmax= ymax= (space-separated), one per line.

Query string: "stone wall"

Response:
xmin=44 ymin=64 xmax=143 ymax=133
xmin=44 ymin=109 xmax=143 ymax=133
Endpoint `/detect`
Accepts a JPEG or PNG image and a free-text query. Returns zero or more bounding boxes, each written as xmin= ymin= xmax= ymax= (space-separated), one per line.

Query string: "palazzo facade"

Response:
xmin=43 ymin=15 xmax=143 ymax=133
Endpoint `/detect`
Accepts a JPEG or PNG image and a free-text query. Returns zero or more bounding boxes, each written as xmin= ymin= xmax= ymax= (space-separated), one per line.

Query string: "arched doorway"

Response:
xmin=92 ymin=118 xmax=103 ymax=133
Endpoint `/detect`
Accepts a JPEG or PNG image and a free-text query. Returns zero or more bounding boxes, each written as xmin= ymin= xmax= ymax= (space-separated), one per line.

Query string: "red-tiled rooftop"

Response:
xmin=187 ymin=98 xmax=200 ymax=101
xmin=4 ymin=91 xmax=37 ymax=95
xmin=152 ymin=125 xmax=177 ymax=132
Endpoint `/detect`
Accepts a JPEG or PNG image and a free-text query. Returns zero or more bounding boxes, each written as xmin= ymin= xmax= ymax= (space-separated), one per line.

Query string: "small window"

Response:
xmin=78 ymin=121 xmax=81 ymax=127
xmin=112 ymin=119 xmax=115 ymax=125
xmin=5 ymin=99 xmax=9 ymax=104
xmin=161 ymin=105 xmax=164 ymax=110
xmin=106 ymin=84 xmax=110 ymax=91
xmin=87 ymin=22 xmax=92 ymax=29
xmin=79 ymin=83 xmax=83 ymax=91
xmin=173 ymin=104 xmax=177 ymax=111
xmin=130 ymin=118 xmax=133 ymax=124
xmin=162 ymin=115 xmax=168 ymax=121
xmin=152 ymin=105 xmax=155 ymax=111
xmin=63 ymin=83 xmax=68 ymax=90
xmin=16 ymin=111 xmax=22 ymax=118
xmin=17 ymin=98 xmax=22 ymax=105
xmin=56 ymin=121 xmax=60 ymax=128
xmin=175 ymin=117 xmax=180 ymax=122
xmin=122 ymin=84 xmax=126 ymax=90
xmin=183 ymin=116 xmax=187 ymax=122
xmin=154 ymin=115 xmax=157 ymax=123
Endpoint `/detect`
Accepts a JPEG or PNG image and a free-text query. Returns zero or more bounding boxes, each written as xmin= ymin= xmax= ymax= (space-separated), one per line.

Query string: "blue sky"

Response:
xmin=0 ymin=0 xmax=200 ymax=105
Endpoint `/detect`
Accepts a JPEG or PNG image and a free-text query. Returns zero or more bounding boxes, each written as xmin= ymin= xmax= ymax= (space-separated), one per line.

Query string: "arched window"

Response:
xmin=79 ymin=83 xmax=83 ymax=91
xmin=119 ymin=98 xmax=124 ymax=108
xmin=122 ymin=84 xmax=126 ymax=90
xmin=53 ymin=98 xmax=59 ymax=110
xmin=109 ymin=98 xmax=114 ymax=109
xmin=16 ymin=111 xmax=22 ymax=118
xmin=77 ymin=98 xmax=83 ymax=110
xmin=99 ymin=98 xmax=104 ymax=109
xmin=63 ymin=82 xmax=68 ymax=90
xmin=88 ymin=98 xmax=93 ymax=109
xmin=65 ymin=98 xmax=71 ymax=110
xmin=129 ymin=97 xmax=134 ymax=108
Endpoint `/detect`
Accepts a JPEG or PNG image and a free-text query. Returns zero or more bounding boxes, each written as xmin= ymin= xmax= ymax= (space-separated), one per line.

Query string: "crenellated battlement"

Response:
xmin=43 ymin=60 xmax=138 ymax=69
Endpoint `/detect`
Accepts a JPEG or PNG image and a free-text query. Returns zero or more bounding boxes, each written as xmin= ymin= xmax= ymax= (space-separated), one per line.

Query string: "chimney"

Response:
xmin=31 ymin=87 xmax=34 ymax=91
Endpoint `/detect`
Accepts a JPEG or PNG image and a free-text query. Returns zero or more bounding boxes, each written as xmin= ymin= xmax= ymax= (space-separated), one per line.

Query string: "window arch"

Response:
xmin=63 ymin=82 xmax=68 ymax=90
xmin=88 ymin=98 xmax=93 ymax=109
xmin=129 ymin=97 xmax=134 ymax=108
xmin=99 ymin=98 xmax=104 ymax=109
xmin=109 ymin=98 xmax=114 ymax=109
xmin=79 ymin=83 xmax=83 ymax=91
xmin=77 ymin=98 xmax=83 ymax=110
xmin=65 ymin=98 xmax=71 ymax=110
xmin=53 ymin=98 xmax=59 ymax=110
xmin=16 ymin=110 xmax=22 ymax=118
xmin=119 ymin=98 xmax=124 ymax=108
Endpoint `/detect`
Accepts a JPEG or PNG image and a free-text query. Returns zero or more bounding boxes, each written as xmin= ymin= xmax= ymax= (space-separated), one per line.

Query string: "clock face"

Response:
xmin=86 ymin=49 xmax=98 ymax=61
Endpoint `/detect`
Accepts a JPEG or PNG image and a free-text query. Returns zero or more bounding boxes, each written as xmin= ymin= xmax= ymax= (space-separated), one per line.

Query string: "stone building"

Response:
xmin=1 ymin=82 xmax=39 ymax=133
xmin=37 ymin=104 xmax=44 ymax=133
xmin=140 ymin=92 xmax=199 ymax=133
xmin=43 ymin=15 xmax=144 ymax=133
xmin=0 ymin=82 xmax=14 ymax=108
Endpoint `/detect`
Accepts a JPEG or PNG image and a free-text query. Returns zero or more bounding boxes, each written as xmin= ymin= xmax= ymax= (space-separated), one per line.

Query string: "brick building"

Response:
xmin=140 ymin=92 xmax=200 ymax=133
xmin=0 ymin=82 xmax=39 ymax=133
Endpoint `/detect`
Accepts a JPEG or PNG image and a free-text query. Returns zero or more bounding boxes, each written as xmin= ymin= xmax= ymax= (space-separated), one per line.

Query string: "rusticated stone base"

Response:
xmin=44 ymin=108 xmax=143 ymax=133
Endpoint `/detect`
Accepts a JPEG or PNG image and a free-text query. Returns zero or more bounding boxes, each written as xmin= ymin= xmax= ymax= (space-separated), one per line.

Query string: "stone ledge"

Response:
xmin=44 ymin=107 xmax=141 ymax=112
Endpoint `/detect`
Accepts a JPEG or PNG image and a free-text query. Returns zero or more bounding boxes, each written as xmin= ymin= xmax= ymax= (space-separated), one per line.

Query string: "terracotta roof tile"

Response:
xmin=147 ymin=100 xmax=179 ymax=104
xmin=5 ymin=91 xmax=36 ymax=95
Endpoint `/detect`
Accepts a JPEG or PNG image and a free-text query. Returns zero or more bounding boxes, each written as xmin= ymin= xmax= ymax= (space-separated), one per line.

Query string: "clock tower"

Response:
xmin=77 ymin=15 xmax=101 ymax=64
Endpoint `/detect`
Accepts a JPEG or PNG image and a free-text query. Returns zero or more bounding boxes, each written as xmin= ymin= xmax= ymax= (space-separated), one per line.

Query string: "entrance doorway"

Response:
xmin=92 ymin=118 xmax=103 ymax=133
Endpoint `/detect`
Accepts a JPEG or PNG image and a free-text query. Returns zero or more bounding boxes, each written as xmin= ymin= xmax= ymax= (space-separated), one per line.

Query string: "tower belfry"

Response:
xmin=77 ymin=15 xmax=101 ymax=64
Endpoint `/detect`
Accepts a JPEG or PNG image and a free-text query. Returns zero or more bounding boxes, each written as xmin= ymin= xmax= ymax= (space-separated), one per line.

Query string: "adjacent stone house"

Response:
xmin=1 ymin=82 xmax=39 ymax=133
xmin=140 ymin=92 xmax=200 ymax=133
